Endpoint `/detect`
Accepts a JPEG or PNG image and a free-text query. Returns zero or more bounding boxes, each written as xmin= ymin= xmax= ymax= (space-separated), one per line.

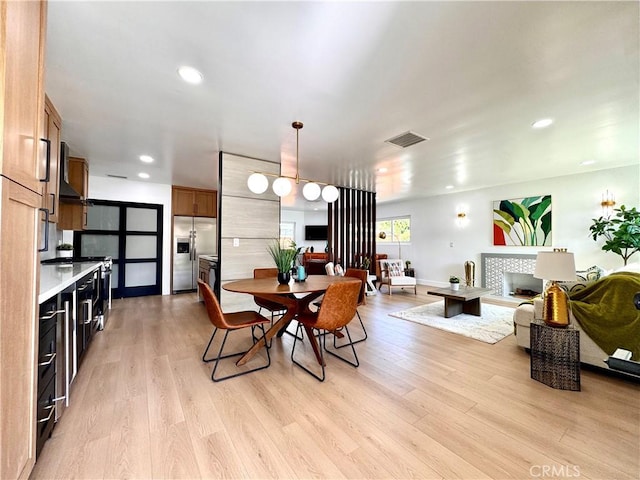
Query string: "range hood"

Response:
xmin=58 ymin=141 xmax=83 ymax=202
xmin=59 ymin=178 xmax=82 ymax=200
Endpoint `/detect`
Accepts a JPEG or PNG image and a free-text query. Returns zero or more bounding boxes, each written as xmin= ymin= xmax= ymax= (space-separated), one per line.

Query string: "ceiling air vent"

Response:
xmin=107 ymin=174 xmax=128 ymax=179
xmin=385 ymin=131 xmax=429 ymax=148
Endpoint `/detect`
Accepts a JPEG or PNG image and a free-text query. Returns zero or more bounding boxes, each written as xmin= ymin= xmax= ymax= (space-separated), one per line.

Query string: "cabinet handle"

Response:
xmin=39 ymin=138 xmax=51 ymax=182
xmin=38 ymin=208 xmax=50 ymax=252
xmin=83 ymin=299 xmax=92 ymax=324
xmin=50 ymin=193 xmax=56 ymax=215
xmin=39 ymin=309 xmax=65 ymax=320
xmin=38 ymin=405 xmax=55 ymax=423
xmin=38 ymin=352 xmax=56 ymax=367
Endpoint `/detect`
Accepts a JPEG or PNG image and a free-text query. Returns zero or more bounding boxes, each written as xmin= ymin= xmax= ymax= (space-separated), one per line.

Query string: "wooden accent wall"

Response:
xmin=218 ymin=152 xmax=280 ymax=311
xmin=327 ymin=188 xmax=376 ymax=273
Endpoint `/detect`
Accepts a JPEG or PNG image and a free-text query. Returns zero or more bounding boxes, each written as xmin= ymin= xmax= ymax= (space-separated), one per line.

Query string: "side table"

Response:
xmin=404 ymin=268 xmax=415 ymax=277
xmin=530 ymin=320 xmax=580 ymax=391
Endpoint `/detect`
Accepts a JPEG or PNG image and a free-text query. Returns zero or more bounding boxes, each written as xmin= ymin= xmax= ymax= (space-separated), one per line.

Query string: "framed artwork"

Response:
xmin=493 ymin=195 xmax=551 ymax=246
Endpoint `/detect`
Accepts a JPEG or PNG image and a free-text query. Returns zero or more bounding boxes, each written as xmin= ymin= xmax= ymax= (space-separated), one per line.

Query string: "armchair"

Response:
xmin=378 ymin=259 xmax=417 ymax=295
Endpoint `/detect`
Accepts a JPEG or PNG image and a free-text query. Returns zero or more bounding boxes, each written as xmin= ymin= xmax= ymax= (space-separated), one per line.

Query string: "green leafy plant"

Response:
xmin=589 ymin=205 xmax=640 ymax=266
xmin=449 ymin=276 xmax=460 ymax=284
xmin=56 ymin=243 xmax=73 ymax=251
xmin=267 ymin=240 xmax=297 ymax=273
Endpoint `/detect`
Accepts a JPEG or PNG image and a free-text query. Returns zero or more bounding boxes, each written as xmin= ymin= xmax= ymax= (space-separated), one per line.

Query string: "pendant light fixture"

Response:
xmin=247 ymin=122 xmax=339 ymax=203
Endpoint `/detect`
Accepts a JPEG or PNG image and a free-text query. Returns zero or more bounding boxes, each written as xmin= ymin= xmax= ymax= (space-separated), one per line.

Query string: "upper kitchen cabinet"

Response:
xmin=172 ymin=186 xmax=217 ymax=217
xmin=0 ymin=0 xmax=47 ymax=192
xmin=58 ymin=157 xmax=88 ymax=230
xmin=41 ymin=95 xmax=61 ymax=223
xmin=0 ymin=1 xmax=46 ymax=479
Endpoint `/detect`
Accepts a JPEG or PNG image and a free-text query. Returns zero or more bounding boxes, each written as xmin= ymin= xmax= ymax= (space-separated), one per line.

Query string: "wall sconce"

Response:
xmin=601 ymin=190 xmax=615 ymax=217
xmin=456 ymin=206 xmax=468 ymax=227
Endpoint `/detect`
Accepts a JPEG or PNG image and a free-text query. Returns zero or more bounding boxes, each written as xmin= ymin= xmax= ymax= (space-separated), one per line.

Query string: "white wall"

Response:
xmin=89 ymin=175 xmax=173 ymax=295
xmin=376 ymin=165 xmax=639 ymax=287
xmin=281 ymin=208 xmax=328 ymax=252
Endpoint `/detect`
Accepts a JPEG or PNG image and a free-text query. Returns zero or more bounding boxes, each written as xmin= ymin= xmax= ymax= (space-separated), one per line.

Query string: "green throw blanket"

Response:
xmin=568 ymin=272 xmax=640 ymax=360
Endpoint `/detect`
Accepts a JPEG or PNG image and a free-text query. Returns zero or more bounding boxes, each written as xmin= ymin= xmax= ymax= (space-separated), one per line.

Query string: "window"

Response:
xmin=280 ymin=222 xmax=295 ymax=248
xmin=376 ymin=216 xmax=411 ymax=243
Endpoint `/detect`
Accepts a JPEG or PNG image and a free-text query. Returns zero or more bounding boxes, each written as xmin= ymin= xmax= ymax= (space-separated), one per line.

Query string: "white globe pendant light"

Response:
xmin=322 ymin=185 xmax=339 ymax=202
xmin=302 ymin=182 xmax=321 ymax=201
xmin=247 ymin=173 xmax=269 ymax=194
xmin=272 ymin=177 xmax=292 ymax=197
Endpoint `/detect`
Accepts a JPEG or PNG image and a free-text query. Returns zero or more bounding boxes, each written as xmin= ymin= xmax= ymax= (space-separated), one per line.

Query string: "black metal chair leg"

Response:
xmin=290 ymin=323 xmax=326 ymax=382
xmin=325 ymin=325 xmax=359 ymax=368
xmin=203 ymin=325 xmax=271 ymax=382
xmin=334 ymin=310 xmax=367 ymax=349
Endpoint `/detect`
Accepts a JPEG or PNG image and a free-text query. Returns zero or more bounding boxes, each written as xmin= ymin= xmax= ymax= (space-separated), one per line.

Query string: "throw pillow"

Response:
xmin=388 ymin=261 xmax=403 ymax=277
xmin=575 ymin=265 xmax=605 ymax=282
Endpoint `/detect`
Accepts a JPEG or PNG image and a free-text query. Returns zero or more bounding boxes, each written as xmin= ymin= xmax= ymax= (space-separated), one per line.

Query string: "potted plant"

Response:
xmin=56 ymin=243 xmax=74 ymax=258
xmin=449 ymin=275 xmax=460 ymax=291
xmin=589 ymin=206 xmax=640 ymax=266
xmin=267 ymin=240 xmax=297 ymax=284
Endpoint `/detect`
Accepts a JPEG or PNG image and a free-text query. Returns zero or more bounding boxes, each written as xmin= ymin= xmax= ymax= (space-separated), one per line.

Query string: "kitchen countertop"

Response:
xmin=39 ymin=261 xmax=102 ymax=304
xmin=199 ymin=254 xmax=218 ymax=262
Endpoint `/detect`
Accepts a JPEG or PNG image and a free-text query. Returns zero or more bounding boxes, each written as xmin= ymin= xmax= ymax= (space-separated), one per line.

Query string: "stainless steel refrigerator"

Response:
xmin=172 ymin=216 xmax=216 ymax=292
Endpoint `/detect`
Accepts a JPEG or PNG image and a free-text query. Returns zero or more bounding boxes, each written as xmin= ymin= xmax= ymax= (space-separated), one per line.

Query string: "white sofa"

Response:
xmin=378 ymin=259 xmax=417 ymax=295
xmin=513 ymin=298 xmax=611 ymax=370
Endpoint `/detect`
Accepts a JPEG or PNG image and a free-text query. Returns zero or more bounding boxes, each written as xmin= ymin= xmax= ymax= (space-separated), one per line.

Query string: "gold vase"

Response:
xmin=542 ymin=282 xmax=570 ymax=327
xmin=464 ymin=261 xmax=475 ymax=287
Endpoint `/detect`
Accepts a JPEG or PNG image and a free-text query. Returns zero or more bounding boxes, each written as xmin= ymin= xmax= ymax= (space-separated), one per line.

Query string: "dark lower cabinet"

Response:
xmin=75 ymin=271 xmax=95 ymax=366
xmin=36 ymin=284 xmax=76 ymax=457
xmin=36 ymin=296 xmax=61 ymax=457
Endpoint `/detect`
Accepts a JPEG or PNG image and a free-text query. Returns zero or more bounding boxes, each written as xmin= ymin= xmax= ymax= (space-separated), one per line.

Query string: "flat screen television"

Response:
xmin=305 ymin=225 xmax=328 ymax=241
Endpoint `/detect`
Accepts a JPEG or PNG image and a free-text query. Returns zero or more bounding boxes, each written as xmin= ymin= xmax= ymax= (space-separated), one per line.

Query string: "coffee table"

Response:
xmin=426 ymin=286 xmax=493 ymax=318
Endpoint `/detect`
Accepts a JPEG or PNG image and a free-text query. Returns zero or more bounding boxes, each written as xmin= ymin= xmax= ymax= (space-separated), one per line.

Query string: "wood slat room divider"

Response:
xmin=327 ymin=187 xmax=376 ymax=273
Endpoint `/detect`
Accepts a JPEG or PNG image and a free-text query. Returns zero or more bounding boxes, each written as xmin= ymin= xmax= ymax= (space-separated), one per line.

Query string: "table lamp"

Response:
xmin=533 ymin=249 xmax=576 ymax=327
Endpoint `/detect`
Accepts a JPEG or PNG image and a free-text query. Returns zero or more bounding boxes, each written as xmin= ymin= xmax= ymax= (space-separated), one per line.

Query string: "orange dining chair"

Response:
xmin=341 ymin=268 xmax=368 ymax=345
xmin=198 ymin=280 xmax=271 ymax=382
xmin=291 ymin=280 xmax=361 ymax=382
xmin=314 ymin=268 xmax=369 ymax=347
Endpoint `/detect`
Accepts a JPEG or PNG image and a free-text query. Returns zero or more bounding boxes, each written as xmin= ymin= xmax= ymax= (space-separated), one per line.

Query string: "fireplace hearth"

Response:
xmin=481 ymin=253 xmax=539 ymax=298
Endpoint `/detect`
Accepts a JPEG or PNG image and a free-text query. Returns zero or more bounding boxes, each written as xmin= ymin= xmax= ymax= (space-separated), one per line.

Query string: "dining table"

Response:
xmin=222 ymin=275 xmax=361 ymax=366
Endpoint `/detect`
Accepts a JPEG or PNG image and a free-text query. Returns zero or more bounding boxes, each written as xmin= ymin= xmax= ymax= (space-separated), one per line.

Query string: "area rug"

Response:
xmin=389 ymin=301 xmax=515 ymax=344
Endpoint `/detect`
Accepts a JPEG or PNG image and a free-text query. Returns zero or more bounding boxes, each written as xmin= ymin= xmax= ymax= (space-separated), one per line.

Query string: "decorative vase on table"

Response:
xmin=277 ymin=272 xmax=291 ymax=285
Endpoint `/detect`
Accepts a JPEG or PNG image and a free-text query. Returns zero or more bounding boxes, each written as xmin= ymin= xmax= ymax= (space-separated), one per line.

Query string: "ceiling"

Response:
xmin=45 ymin=1 xmax=639 ymax=209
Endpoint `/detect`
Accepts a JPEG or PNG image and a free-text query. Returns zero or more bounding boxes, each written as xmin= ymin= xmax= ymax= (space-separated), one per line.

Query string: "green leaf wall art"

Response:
xmin=493 ymin=195 xmax=552 ymax=246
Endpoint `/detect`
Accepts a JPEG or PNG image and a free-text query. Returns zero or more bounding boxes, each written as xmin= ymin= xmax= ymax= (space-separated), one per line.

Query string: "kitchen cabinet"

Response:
xmin=75 ymin=270 xmax=99 ymax=366
xmin=172 ymin=185 xmax=217 ymax=217
xmin=41 ymin=95 xmax=62 ymax=224
xmin=35 ymin=284 xmax=74 ymax=457
xmin=58 ymin=157 xmax=88 ymax=230
xmin=0 ymin=1 xmax=46 ymax=479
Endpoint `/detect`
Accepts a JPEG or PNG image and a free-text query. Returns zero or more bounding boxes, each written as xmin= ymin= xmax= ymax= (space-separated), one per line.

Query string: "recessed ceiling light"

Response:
xmin=531 ymin=118 xmax=553 ymax=129
xmin=580 ymin=160 xmax=596 ymax=166
xmin=139 ymin=155 xmax=154 ymax=163
xmin=445 ymin=185 xmax=454 ymax=190
xmin=138 ymin=172 xmax=150 ymax=179
xmin=377 ymin=167 xmax=388 ymax=173
xmin=177 ymin=65 xmax=203 ymax=84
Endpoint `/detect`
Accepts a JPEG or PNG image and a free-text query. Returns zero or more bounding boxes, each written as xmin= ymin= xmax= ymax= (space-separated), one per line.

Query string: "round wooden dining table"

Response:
xmin=223 ymin=275 xmax=361 ymax=366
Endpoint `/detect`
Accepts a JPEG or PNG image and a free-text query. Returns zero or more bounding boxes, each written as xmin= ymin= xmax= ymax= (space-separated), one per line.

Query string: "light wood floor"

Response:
xmin=31 ymin=286 xmax=639 ymax=479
